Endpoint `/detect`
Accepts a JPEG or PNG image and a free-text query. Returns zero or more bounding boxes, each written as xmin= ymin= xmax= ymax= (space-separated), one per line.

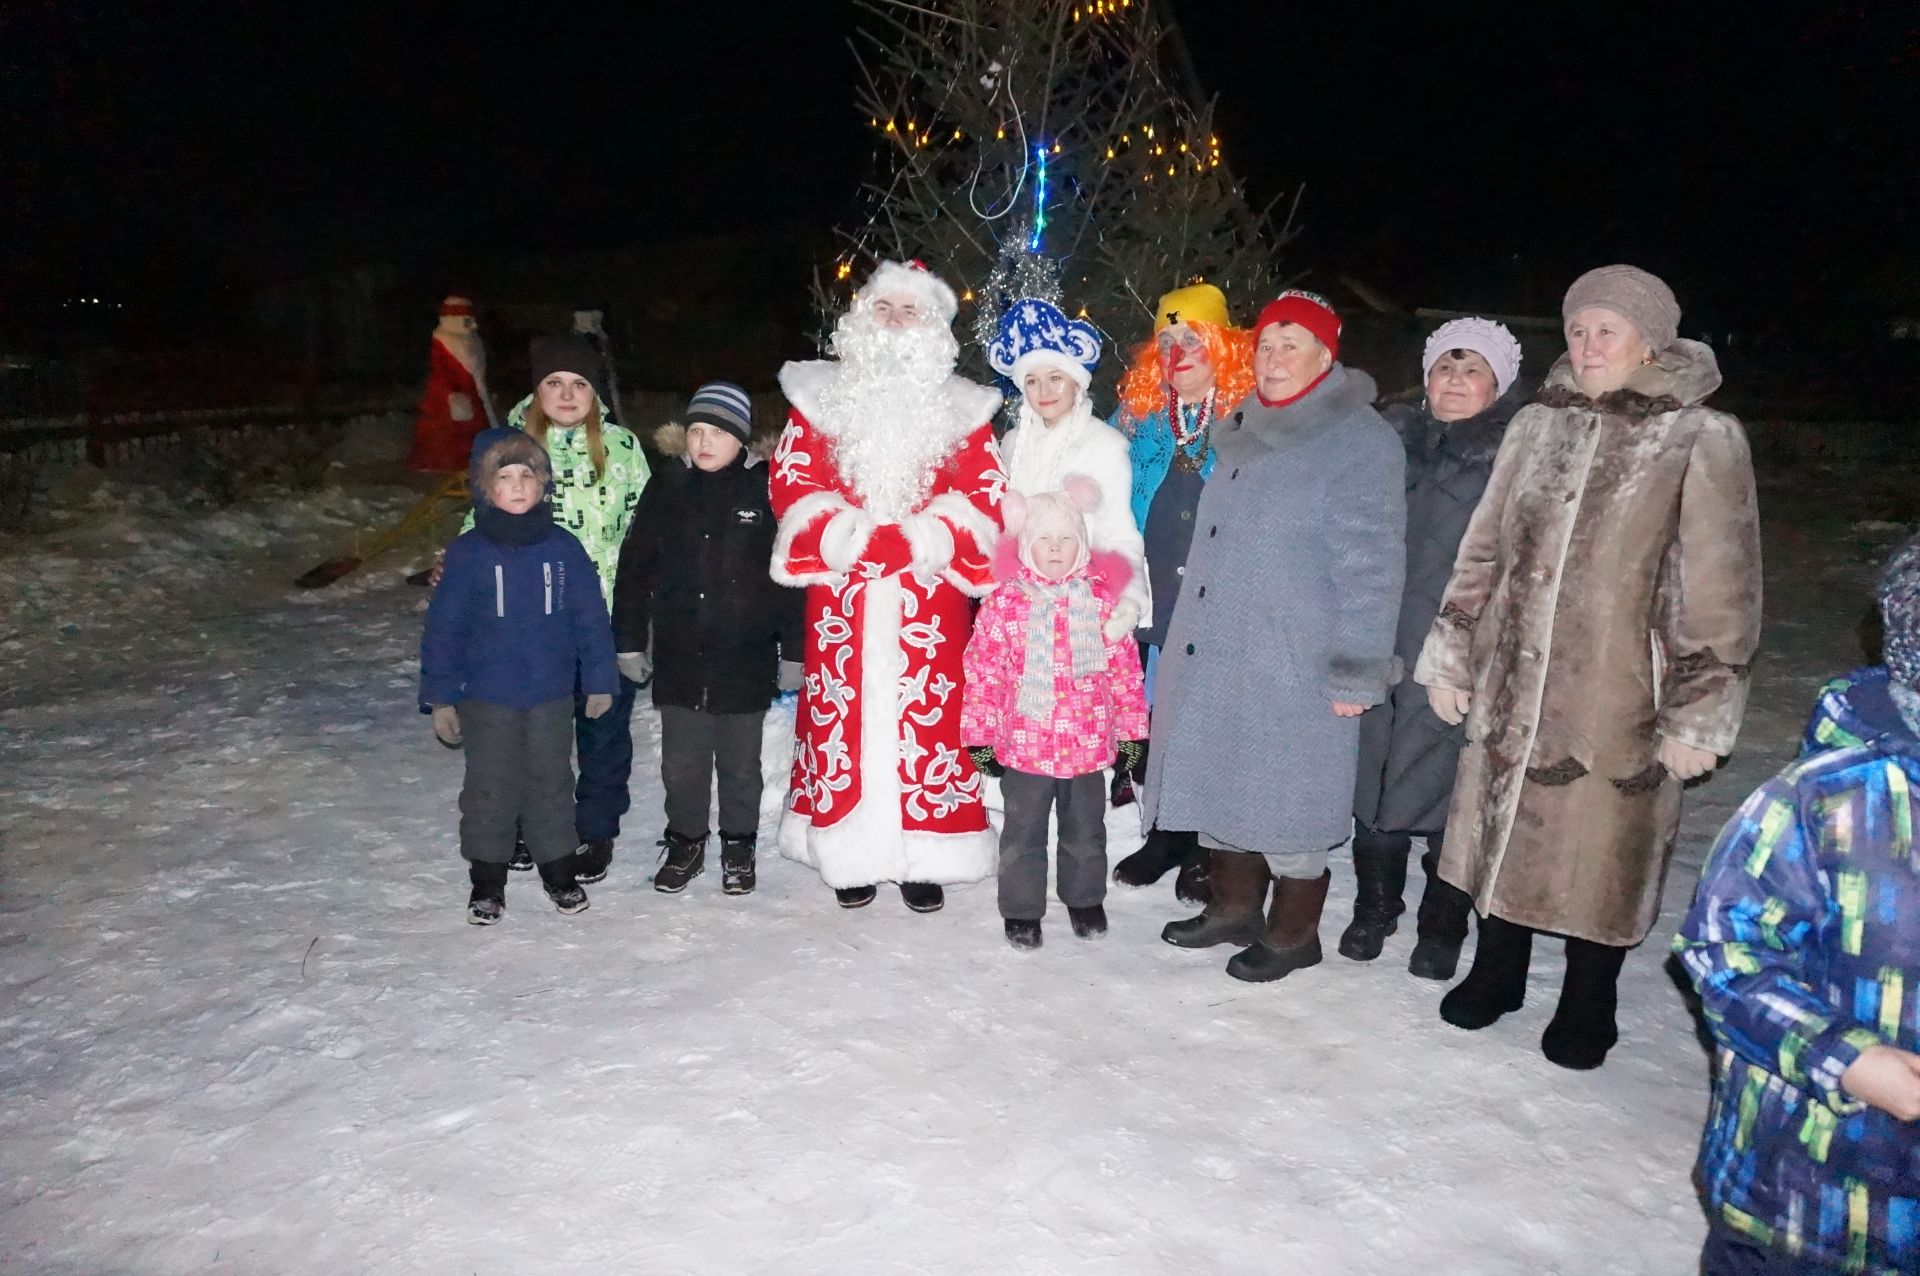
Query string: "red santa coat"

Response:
xmin=770 ymin=361 xmax=1006 ymax=887
xmin=407 ymin=334 xmax=495 ymax=472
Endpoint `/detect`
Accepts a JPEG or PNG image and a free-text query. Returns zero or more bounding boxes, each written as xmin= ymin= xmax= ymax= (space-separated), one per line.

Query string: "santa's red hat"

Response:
xmin=439 ymin=295 xmax=476 ymax=319
xmin=856 ymin=260 xmax=959 ymax=324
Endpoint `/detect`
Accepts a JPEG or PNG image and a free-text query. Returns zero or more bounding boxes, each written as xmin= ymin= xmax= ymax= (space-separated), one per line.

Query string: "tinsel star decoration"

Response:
xmin=971 ymin=217 xmax=1069 ymax=390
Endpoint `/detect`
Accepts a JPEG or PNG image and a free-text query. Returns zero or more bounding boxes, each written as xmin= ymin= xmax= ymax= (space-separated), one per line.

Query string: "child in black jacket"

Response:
xmin=612 ymin=382 xmax=804 ymax=895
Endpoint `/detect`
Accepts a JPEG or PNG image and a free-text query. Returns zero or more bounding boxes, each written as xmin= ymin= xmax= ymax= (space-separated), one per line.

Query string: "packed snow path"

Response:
xmin=0 ymin=458 xmax=1900 ymax=1274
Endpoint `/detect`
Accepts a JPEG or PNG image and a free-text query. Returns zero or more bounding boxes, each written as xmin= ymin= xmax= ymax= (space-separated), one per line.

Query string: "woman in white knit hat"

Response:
xmin=1414 ymin=265 xmax=1762 ymax=1070
xmin=1344 ymin=318 xmax=1527 ymax=981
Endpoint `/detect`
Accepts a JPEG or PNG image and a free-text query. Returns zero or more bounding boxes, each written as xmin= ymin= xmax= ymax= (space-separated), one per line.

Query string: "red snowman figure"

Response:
xmin=406 ymin=296 xmax=497 ymax=472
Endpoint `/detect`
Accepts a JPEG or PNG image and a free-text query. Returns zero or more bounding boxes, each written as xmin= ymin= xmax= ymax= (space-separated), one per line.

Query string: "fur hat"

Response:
xmin=1881 ymin=533 xmax=1920 ymax=689
xmin=856 ymin=259 xmax=959 ymax=324
xmin=1423 ymin=317 xmax=1524 ymax=396
xmin=989 ymin=298 xmax=1102 ymax=390
xmin=528 ymin=333 xmax=613 ymax=409
xmin=1562 ymin=265 xmax=1681 ymax=352
xmin=1002 ymin=475 xmax=1100 ymax=578
xmin=1255 ymin=289 xmax=1342 ymax=361
xmin=469 ymin=428 xmax=551 ymax=506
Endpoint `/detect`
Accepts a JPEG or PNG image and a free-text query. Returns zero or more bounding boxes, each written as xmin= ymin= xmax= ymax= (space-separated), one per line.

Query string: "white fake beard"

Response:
xmin=814 ymin=310 xmax=968 ymax=522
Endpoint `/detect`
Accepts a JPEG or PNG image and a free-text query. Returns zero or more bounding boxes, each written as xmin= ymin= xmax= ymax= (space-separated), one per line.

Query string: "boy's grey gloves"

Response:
xmin=777 ymin=660 xmax=804 ymax=693
xmin=431 ymin=704 xmax=462 ymax=748
xmin=584 ymin=693 xmax=614 ymax=719
xmin=968 ymin=745 xmax=1004 ymax=779
xmin=616 ymin=651 xmax=652 ymax=685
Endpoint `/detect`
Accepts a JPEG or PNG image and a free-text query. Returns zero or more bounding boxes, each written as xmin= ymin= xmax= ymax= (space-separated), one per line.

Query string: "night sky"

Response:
xmin=4 ymin=2 xmax=1913 ymax=335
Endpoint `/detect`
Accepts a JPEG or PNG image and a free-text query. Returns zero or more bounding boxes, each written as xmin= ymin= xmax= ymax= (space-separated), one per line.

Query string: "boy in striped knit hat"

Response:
xmin=612 ymin=382 xmax=804 ymax=895
xmin=1674 ymin=533 xmax=1920 ymax=1274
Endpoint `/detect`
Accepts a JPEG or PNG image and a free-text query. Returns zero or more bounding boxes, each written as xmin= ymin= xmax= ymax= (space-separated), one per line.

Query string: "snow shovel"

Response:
xmin=295 ymin=473 xmax=469 ymax=589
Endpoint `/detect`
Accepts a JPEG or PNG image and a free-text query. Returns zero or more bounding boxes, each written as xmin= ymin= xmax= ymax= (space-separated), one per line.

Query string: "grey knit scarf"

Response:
xmin=1016 ymin=576 xmax=1106 ymax=721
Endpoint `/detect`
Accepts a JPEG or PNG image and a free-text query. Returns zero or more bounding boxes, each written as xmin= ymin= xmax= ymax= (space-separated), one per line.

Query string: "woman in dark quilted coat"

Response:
xmin=1345 ymin=319 xmax=1526 ymax=979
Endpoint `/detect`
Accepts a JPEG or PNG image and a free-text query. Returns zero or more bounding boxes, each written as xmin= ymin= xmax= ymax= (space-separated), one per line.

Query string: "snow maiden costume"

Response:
xmin=770 ymin=261 xmax=1006 ymax=912
xmin=987 ymin=297 xmax=1150 ymax=638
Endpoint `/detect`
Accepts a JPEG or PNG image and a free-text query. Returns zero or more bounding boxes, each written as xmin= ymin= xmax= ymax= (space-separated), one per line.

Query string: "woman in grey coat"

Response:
xmin=1344 ymin=318 xmax=1526 ymax=979
xmin=1147 ymin=291 xmax=1406 ymax=983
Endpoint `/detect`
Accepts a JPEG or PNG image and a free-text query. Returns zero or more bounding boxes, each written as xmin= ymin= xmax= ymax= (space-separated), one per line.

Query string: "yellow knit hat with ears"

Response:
xmin=1154 ymin=282 xmax=1229 ymax=333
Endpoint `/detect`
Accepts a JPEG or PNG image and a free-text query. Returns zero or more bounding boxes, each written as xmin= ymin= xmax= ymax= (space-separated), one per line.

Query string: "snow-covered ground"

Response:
xmin=0 ymin=424 xmax=1905 ymax=1274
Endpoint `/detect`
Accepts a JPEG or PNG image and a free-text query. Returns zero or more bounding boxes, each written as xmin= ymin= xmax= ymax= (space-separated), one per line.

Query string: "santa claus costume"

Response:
xmin=770 ymin=261 xmax=1006 ymax=911
xmin=407 ymin=296 xmax=498 ymax=472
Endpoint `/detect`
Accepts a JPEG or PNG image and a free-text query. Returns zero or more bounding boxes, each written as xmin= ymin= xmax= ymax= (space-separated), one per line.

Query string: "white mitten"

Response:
xmin=819 ymin=509 xmax=877 ymax=573
xmin=1426 ymin=685 xmax=1471 ymax=726
xmin=1102 ymin=599 xmax=1142 ymax=643
xmin=1657 ymin=736 xmax=1718 ymax=780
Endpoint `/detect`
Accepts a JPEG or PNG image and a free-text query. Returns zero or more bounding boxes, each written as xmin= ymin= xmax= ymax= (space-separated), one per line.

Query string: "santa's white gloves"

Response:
xmin=1658 ymin=736 xmax=1718 ymax=780
xmin=1102 ymin=599 xmax=1142 ymax=643
xmin=1427 ymin=685 xmax=1471 ymax=726
xmin=819 ymin=509 xmax=877 ymax=573
xmin=902 ymin=514 xmax=956 ymax=581
xmin=448 ymin=392 xmax=474 ymax=423
xmin=617 ymin=651 xmax=652 ymax=685
xmin=778 ymin=660 xmax=804 ymax=693
xmin=431 ymin=704 xmax=462 ymax=747
xmin=583 ymin=693 xmax=614 ymax=720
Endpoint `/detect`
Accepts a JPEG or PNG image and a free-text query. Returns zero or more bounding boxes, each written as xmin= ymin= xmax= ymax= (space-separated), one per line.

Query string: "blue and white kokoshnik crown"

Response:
xmin=988 ymin=298 xmax=1102 ymax=388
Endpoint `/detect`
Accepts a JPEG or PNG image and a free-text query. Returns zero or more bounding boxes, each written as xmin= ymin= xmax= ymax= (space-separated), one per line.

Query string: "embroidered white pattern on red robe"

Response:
xmin=769 ymin=395 xmax=1006 ymax=888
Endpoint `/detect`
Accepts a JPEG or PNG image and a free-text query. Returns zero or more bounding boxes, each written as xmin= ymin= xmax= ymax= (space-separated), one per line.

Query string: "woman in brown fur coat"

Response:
xmin=1413 ymin=265 xmax=1761 ymax=1070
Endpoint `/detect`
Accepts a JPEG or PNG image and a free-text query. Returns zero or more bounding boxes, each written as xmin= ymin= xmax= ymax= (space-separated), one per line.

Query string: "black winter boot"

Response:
xmin=1067 ymin=904 xmax=1108 ymax=938
xmin=467 ymin=860 xmax=508 ymax=925
xmin=536 ymin=856 xmax=589 ymax=914
xmin=1407 ymin=845 xmax=1473 ymax=980
xmin=1439 ymin=914 xmax=1531 ymax=1029
xmin=1114 ymin=827 xmax=1199 ymax=889
xmin=1173 ymin=853 xmax=1210 ymax=907
xmin=899 ymin=882 xmax=945 ymax=913
xmin=1338 ymin=828 xmax=1410 ymax=962
xmin=653 ymin=830 xmax=707 ymax=894
xmin=508 ymin=840 xmax=534 ymax=872
xmin=719 ymin=832 xmax=757 ymax=896
xmin=1005 ymin=918 xmax=1042 ymax=950
xmin=834 ymin=884 xmax=878 ymax=908
xmin=574 ymin=838 xmax=614 ymax=884
xmin=1162 ymin=850 xmax=1270 ymax=948
xmin=1541 ymin=938 xmax=1628 ymax=1070
xmin=1226 ymin=870 xmax=1330 ymax=982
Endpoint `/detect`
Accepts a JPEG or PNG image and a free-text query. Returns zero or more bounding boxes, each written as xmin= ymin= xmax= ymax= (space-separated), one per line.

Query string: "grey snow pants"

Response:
xmin=998 ymin=768 xmax=1108 ymax=920
xmin=459 ymin=697 xmax=578 ymax=865
xmin=659 ymin=705 xmax=765 ymax=839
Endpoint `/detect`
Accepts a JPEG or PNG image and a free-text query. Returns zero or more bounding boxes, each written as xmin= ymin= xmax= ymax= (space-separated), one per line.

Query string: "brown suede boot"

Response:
xmin=1160 ymin=850 xmax=1270 ymax=948
xmin=1225 ymin=869 xmax=1330 ymax=982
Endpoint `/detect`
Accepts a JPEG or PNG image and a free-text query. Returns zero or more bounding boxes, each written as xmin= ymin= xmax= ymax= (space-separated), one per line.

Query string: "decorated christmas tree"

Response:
xmin=817 ymin=0 xmax=1295 ymax=392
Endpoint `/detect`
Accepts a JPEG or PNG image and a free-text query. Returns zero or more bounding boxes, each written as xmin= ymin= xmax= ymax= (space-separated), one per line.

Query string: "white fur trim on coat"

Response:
xmin=771 ymin=489 xmax=853 ymax=587
xmin=776 ymin=573 xmax=997 ymax=886
xmin=858 ymin=260 xmax=961 ymax=323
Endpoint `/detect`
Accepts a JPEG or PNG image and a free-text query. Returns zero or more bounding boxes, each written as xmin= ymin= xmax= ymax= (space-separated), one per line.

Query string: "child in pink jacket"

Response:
xmin=962 ymin=477 xmax=1150 ymax=950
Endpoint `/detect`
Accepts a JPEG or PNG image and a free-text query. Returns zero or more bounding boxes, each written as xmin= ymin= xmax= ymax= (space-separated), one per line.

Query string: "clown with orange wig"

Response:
xmin=1109 ymin=283 xmax=1253 ymax=899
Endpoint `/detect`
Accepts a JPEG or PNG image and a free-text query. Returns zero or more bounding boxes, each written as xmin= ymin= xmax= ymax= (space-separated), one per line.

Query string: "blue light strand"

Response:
xmin=1027 ymin=143 xmax=1049 ymax=251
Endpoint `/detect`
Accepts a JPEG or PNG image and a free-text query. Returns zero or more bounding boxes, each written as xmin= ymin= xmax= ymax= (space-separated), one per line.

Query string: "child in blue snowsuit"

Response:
xmin=421 ymin=429 xmax=619 ymax=924
xmin=1674 ymin=534 xmax=1920 ymax=1275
